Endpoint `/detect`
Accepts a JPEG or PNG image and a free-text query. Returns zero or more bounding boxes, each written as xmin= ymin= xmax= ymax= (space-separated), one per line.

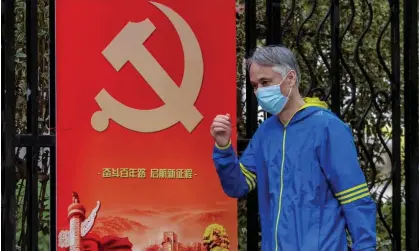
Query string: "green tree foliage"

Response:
xmin=235 ymin=0 xmax=407 ymax=250
xmin=13 ymin=0 xmax=52 ymax=250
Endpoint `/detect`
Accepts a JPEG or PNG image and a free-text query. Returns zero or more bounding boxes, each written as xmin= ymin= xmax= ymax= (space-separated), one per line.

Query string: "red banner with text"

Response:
xmin=55 ymin=0 xmax=237 ymax=250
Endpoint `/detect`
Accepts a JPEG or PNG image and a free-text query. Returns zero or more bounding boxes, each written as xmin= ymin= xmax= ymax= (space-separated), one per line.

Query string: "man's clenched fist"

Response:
xmin=210 ymin=114 xmax=232 ymax=147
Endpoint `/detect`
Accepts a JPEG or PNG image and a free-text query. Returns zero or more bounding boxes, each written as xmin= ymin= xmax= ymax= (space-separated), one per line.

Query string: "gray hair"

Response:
xmin=247 ymin=45 xmax=301 ymax=86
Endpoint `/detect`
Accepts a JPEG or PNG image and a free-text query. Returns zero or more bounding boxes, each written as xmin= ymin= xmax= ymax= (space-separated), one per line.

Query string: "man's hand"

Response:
xmin=210 ymin=114 xmax=232 ymax=147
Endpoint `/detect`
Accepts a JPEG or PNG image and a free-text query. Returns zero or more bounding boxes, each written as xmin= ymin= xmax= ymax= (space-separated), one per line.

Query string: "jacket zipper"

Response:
xmin=273 ymin=104 xmax=314 ymax=251
xmin=274 ymin=128 xmax=287 ymax=251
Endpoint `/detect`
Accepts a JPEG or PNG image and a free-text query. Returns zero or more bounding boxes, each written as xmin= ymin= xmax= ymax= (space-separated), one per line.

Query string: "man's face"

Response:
xmin=249 ymin=63 xmax=295 ymax=96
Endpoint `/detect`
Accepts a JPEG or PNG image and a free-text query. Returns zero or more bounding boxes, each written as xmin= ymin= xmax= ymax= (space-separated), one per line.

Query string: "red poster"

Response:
xmin=55 ymin=1 xmax=237 ymax=250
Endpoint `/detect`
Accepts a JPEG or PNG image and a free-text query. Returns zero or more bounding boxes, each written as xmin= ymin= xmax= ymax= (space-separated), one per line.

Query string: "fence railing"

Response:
xmin=2 ymin=0 xmax=419 ymax=250
xmin=237 ymin=0 xmax=418 ymax=250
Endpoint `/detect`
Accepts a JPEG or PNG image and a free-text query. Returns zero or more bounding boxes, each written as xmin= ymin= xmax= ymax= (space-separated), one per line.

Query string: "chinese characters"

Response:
xmin=102 ymin=168 xmax=195 ymax=179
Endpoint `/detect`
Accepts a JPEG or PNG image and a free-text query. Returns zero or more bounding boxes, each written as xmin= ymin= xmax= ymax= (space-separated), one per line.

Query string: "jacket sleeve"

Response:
xmin=317 ymin=117 xmax=376 ymax=251
xmin=212 ymin=137 xmax=258 ymax=198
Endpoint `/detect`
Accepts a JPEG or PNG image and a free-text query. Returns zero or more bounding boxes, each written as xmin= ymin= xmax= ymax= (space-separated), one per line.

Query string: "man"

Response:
xmin=211 ymin=46 xmax=376 ymax=251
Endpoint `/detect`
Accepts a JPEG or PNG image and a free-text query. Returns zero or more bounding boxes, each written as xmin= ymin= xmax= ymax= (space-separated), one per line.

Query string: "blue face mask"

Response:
xmin=256 ymin=78 xmax=291 ymax=115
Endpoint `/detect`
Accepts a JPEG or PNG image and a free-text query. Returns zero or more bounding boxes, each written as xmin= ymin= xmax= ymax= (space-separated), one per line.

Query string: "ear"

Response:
xmin=287 ymin=70 xmax=297 ymax=88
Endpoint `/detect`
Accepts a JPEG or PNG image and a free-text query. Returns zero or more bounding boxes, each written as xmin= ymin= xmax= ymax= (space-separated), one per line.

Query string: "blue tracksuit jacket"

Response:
xmin=213 ymin=98 xmax=376 ymax=251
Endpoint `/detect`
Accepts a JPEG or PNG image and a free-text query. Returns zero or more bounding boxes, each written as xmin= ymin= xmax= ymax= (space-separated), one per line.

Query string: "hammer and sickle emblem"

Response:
xmin=91 ymin=1 xmax=204 ymax=133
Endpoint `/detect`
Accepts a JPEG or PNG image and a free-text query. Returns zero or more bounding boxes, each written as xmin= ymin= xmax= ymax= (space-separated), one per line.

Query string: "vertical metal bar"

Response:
xmin=245 ymin=1 xmax=258 ymax=142
xmin=271 ymin=0 xmax=282 ymax=45
xmin=390 ymin=0 xmax=401 ymax=250
xmin=26 ymin=0 xmax=39 ymax=249
xmin=2 ymin=1 xmax=17 ymax=251
xmin=245 ymin=0 xmax=259 ymax=250
xmin=265 ymin=0 xmax=281 ymax=118
xmin=49 ymin=0 xmax=57 ymax=249
xmin=330 ymin=0 xmax=340 ymax=117
xmin=266 ymin=0 xmax=282 ymax=45
xmin=49 ymin=151 xmax=56 ymax=251
xmin=266 ymin=0 xmax=273 ymax=45
xmin=403 ymin=0 xmax=419 ymax=249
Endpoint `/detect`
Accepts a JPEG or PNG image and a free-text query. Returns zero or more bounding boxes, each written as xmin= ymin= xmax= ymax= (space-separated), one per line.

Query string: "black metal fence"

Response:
xmin=237 ymin=0 xmax=418 ymax=250
xmin=1 ymin=0 xmax=418 ymax=251
xmin=2 ymin=0 xmax=56 ymax=250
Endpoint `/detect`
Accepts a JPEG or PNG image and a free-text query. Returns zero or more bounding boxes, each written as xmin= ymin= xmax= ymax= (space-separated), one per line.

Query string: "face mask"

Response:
xmin=256 ymin=77 xmax=291 ymax=115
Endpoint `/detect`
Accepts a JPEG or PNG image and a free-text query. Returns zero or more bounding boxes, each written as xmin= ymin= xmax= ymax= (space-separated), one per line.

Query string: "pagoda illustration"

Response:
xmin=161 ymin=231 xmax=179 ymax=251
